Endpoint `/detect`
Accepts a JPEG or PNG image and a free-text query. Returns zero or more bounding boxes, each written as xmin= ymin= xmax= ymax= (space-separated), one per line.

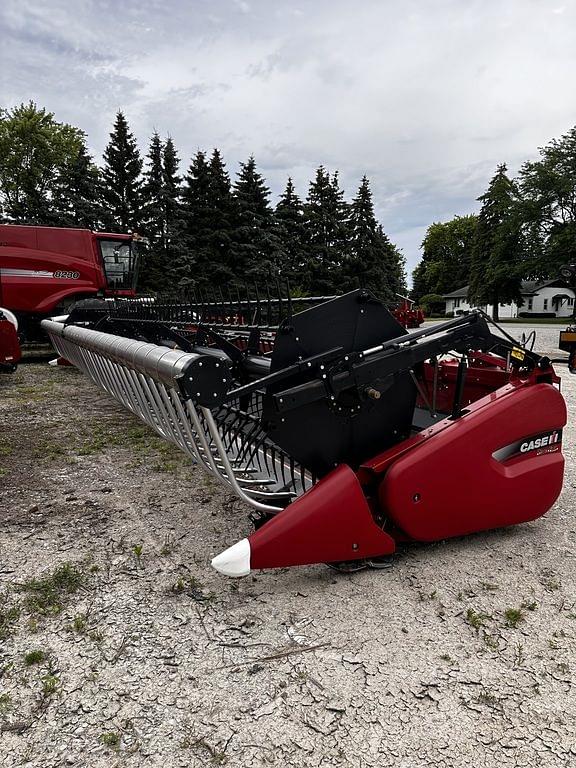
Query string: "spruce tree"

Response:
xmin=172 ymin=150 xmax=212 ymax=287
xmin=162 ymin=136 xmax=181 ymax=264
xmin=468 ymin=164 xmax=524 ymax=320
xmin=346 ymin=176 xmax=385 ymax=294
xmin=101 ymin=111 xmax=143 ymax=232
xmin=231 ymin=156 xmax=280 ymax=282
xmin=206 ymin=149 xmax=236 ymax=285
xmin=275 ymin=177 xmax=307 ymax=289
xmin=51 ymin=143 xmax=103 ymax=228
xmin=139 ymin=132 xmax=168 ymax=291
xmin=375 ymin=224 xmax=407 ymax=301
xmin=303 ymin=167 xmax=349 ymax=294
xmin=142 ymin=132 xmax=164 ymax=243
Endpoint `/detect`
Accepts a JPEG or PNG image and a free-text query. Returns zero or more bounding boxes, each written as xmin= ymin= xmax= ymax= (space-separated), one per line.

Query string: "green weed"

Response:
xmin=23 ymin=650 xmax=46 ymax=666
xmin=17 ymin=562 xmax=86 ymax=616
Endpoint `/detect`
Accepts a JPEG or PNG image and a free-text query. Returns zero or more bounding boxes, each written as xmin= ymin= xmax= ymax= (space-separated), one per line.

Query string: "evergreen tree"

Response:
xmin=142 ymin=132 xmax=164 ymax=243
xmin=303 ymin=166 xmax=349 ymax=294
xmin=345 ymin=176 xmax=389 ymax=297
xmin=375 ymin=224 xmax=407 ymax=299
xmin=231 ymin=156 xmax=280 ymax=282
xmin=139 ymin=132 xmax=172 ymax=292
xmin=50 ymin=143 xmax=103 ymax=228
xmin=205 ymin=149 xmax=236 ymax=284
xmin=101 ymin=111 xmax=143 ymax=232
xmin=469 ymin=164 xmax=524 ymax=320
xmin=172 ymin=150 xmax=212 ymax=287
xmin=275 ymin=177 xmax=307 ymax=289
xmin=162 ymin=136 xmax=181 ymax=264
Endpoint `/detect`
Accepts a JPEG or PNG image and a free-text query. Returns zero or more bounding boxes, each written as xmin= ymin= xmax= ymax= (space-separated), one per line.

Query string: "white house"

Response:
xmin=443 ymin=280 xmax=575 ymax=318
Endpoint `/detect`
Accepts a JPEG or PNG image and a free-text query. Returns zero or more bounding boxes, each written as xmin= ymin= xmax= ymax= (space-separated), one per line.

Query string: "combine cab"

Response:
xmin=42 ymin=289 xmax=566 ymax=576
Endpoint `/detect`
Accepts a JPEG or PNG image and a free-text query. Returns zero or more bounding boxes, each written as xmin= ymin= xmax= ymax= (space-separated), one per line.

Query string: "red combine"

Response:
xmin=0 ymin=225 xmax=140 ymax=340
xmin=43 ymin=289 xmax=566 ymax=577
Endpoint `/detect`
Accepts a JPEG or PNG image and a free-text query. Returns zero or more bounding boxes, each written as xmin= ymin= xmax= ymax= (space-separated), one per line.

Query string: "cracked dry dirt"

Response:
xmin=1 ymin=329 xmax=575 ymax=768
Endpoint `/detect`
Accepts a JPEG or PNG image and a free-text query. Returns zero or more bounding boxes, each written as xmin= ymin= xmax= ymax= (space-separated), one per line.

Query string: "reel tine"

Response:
xmin=265 ymin=280 xmax=272 ymax=327
xmin=253 ymin=281 xmax=261 ymax=326
xmin=275 ymin=278 xmax=284 ymax=325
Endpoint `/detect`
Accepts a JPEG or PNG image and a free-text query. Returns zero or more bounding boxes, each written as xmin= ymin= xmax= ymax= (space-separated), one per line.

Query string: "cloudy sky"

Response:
xmin=2 ymin=0 xmax=576 ymax=278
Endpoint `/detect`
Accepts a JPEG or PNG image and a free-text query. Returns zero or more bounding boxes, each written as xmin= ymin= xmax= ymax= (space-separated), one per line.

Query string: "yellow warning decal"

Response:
xmin=511 ymin=347 xmax=525 ymax=361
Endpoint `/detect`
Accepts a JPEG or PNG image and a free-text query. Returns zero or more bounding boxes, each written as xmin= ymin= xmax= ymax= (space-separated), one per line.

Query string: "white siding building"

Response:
xmin=443 ymin=280 xmax=575 ymax=318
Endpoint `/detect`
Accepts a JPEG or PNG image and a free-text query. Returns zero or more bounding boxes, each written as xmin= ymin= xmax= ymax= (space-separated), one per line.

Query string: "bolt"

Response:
xmin=413 ymin=493 xmax=421 ymax=502
xmin=352 ymin=543 xmax=359 ymax=550
xmin=366 ymin=387 xmax=381 ymax=400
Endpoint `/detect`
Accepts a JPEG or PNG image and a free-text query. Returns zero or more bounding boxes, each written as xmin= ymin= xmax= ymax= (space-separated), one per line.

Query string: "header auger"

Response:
xmin=42 ymin=287 xmax=567 ymax=577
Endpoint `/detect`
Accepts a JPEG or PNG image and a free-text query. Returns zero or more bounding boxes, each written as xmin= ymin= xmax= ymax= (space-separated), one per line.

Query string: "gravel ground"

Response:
xmin=0 ymin=325 xmax=575 ymax=768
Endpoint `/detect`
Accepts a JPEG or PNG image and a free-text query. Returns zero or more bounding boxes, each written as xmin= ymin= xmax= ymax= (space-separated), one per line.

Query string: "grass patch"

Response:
xmin=504 ymin=608 xmax=525 ymax=628
xmin=16 ymin=562 xmax=87 ymax=617
xmin=70 ymin=614 xmax=87 ymax=634
xmin=41 ymin=674 xmax=59 ymax=697
xmin=0 ymin=594 xmax=20 ymax=640
xmin=465 ymin=608 xmax=490 ymax=631
xmin=23 ymin=650 xmax=47 ymax=666
xmin=0 ymin=693 xmax=12 ymax=715
xmin=100 ymin=731 xmax=121 ymax=749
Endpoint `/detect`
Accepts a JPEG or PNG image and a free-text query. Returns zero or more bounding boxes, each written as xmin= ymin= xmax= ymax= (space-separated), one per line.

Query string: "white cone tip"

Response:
xmin=48 ymin=358 xmax=59 ymax=367
xmin=211 ymin=538 xmax=251 ymax=577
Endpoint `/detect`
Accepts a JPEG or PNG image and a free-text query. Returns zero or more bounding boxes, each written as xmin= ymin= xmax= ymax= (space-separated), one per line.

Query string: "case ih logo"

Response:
xmin=493 ymin=430 xmax=563 ymax=463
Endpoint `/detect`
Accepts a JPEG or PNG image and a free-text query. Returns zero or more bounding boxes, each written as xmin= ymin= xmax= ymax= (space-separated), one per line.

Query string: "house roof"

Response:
xmin=443 ymin=279 xmax=571 ymax=299
xmin=443 ymin=285 xmax=470 ymax=298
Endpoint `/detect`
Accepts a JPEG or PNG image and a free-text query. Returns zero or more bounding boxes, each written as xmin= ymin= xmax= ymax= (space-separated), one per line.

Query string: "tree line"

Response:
xmin=0 ymin=102 xmax=406 ymax=302
xmin=413 ymin=126 xmax=576 ymax=318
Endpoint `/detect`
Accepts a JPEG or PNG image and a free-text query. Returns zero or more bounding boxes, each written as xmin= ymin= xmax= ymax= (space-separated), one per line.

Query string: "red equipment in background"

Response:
xmin=0 ymin=307 xmax=21 ymax=373
xmin=0 ymin=225 xmax=141 ymax=339
xmin=392 ymin=294 xmax=425 ymax=328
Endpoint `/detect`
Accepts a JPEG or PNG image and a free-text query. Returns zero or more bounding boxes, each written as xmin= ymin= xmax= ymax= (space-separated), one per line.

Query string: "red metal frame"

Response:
xmin=0 ymin=313 xmax=21 ymax=371
xmin=220 ymin=362 xmax=566 ymax=573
